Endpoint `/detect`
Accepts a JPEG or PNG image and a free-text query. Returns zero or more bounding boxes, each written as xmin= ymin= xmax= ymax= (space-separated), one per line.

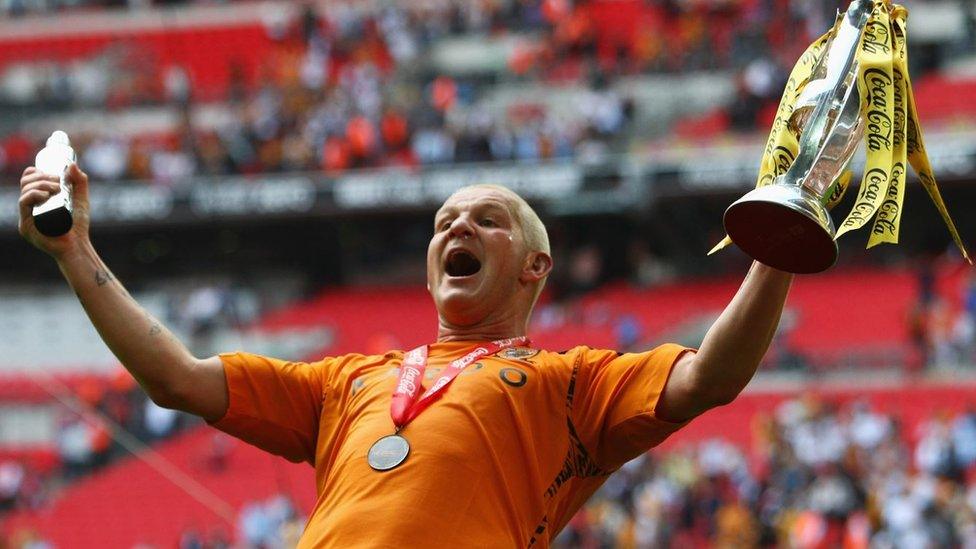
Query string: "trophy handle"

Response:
xmin=723 ymin=0 xmax=874 ymax=274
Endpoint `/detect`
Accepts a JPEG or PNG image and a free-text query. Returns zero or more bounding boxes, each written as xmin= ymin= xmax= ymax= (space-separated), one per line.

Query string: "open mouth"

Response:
xmin=445 ymin=249 xmax=482 ymax=277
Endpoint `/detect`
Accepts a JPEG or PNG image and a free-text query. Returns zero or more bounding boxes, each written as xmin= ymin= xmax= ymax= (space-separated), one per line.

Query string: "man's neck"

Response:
xmin=435 ymin=317 xmax=525 ymax=343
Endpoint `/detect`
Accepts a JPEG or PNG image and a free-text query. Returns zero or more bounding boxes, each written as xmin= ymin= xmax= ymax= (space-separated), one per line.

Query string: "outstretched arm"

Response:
xmin=18 ymin=166 xmax=228 ymax=421
xmin=656 ymin=261 xmax=793 ymax=422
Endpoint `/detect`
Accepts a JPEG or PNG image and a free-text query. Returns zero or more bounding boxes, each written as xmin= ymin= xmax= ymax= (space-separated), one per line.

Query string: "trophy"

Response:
xmin=716 ymin=0 xmax=969 ymax=273
xmin=723 ymin=0 xmax=872 ymax=274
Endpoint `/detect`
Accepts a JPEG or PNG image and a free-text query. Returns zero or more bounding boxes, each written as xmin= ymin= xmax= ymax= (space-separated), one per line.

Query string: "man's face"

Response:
xmin=427 ymin=188 xmax=528 ymax=327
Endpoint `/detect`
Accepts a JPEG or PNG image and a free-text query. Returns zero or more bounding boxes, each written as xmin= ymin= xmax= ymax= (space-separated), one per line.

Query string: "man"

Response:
xmin=18 ymin=166 xmax=792 ymax=546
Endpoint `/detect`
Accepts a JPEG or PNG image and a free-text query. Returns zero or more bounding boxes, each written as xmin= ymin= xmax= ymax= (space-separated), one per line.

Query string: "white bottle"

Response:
xmin=32 ymin=131 xmax=76 ymax=237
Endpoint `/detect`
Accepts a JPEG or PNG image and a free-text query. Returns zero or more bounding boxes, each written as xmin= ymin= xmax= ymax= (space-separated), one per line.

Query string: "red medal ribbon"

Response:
xmin=390 ymin=336 xmax=529 ymax=429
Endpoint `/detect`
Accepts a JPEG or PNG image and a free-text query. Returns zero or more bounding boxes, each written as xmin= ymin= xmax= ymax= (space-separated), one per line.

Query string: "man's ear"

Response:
xmin=521 ymin=251 xmax=553 ymax=283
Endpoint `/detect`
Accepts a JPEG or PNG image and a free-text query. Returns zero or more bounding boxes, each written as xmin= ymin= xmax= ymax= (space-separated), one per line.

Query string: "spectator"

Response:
xmin=0 ymin=460 xmax=25 ymax=511
xmin=237 ymin=493 xmax=303 ymax=549
xmin=143 ymin=399 xmax=179 ymax=441
xmin=56 ymin=414 xmax=95 ymax=480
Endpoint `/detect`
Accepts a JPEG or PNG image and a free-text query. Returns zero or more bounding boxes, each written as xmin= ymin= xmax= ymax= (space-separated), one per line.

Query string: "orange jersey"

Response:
xmin=212 ymin=342 xmax=691 ymax=547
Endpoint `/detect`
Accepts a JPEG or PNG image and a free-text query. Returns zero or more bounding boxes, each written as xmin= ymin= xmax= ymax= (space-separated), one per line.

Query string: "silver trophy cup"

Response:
xmin=723 ymin=0 xmax=874 ymax=274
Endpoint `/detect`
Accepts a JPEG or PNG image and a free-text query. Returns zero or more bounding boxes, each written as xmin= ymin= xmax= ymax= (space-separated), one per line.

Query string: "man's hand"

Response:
xmin=18 ymin=164 xmax=91 ymax=259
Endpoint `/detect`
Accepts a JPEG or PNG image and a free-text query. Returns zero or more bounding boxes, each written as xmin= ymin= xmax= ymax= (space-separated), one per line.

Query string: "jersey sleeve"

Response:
xmin=208 ymin=352 xmax=331 ymax=465
xmin=569 ymin=344 xmax=694 ymax=470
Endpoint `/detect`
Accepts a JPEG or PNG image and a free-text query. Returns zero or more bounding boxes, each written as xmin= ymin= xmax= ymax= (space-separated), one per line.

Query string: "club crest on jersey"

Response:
xmin=500 ymin=347 xmax=540 ymax=361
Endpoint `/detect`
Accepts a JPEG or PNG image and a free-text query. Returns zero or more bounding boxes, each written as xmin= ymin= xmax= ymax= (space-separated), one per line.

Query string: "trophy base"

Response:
xmin=724 ymin=184 xmax=838 ymax=274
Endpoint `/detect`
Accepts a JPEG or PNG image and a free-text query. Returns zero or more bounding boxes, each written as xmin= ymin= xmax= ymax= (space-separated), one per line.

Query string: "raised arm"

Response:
xmin=18 ymin=165 xmax=228 ymax=421
xmin=657 ymin=261 xmax=793 ymax=422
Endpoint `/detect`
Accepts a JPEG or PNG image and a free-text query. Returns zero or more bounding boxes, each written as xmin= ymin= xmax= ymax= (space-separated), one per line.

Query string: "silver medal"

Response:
xmin=368 ymin=434 xmax=410 ymax=471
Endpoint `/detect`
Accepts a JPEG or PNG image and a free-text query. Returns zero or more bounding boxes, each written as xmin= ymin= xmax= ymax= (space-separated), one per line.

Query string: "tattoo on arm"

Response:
xmin=144 ymin=311 xmax=162 ymax=336
xmin=95 ymin=268 xmax=114 ymax=286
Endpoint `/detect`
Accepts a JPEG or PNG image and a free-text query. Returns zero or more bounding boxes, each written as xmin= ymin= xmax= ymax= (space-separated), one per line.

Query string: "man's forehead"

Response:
xmin=436 ymin=188 xmax=516 ymax=215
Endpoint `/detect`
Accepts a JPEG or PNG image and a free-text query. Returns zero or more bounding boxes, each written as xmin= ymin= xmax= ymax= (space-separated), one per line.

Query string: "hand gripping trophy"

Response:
xmin=711 ymin=0 xmax=970 ymax=273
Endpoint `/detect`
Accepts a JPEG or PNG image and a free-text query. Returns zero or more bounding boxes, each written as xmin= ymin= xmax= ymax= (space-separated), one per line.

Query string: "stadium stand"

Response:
xmin=2 ymin=0 xmax=976 ymax=546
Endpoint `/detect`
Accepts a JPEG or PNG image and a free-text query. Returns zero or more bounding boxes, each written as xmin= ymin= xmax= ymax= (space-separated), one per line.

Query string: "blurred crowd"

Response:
xmin=0 ymin=0 xmax=885 ymax=184
xmin=173 ymin=492 xmax=303 ymax=549
xmin=557 ymin=396 xmax=976 ymax=549
xmin=909 ymin=268 xmax=976 ymax=371
xmin=0 ymin=0 xmax=635 ymax=183
xmin=0 ymin=371 xmax=193 ymax=519
xmin=2 ymin=0 xmax=973 ymax=183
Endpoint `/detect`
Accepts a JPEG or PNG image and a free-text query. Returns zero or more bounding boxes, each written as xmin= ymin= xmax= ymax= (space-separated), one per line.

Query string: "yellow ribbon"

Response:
xmin=867 ymin=7 xmax=907 ymax=247
xmin=894 ymin=9 xmax=970 ymax=261
xmin=835 ymin=2 xmax=894 ymax=238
